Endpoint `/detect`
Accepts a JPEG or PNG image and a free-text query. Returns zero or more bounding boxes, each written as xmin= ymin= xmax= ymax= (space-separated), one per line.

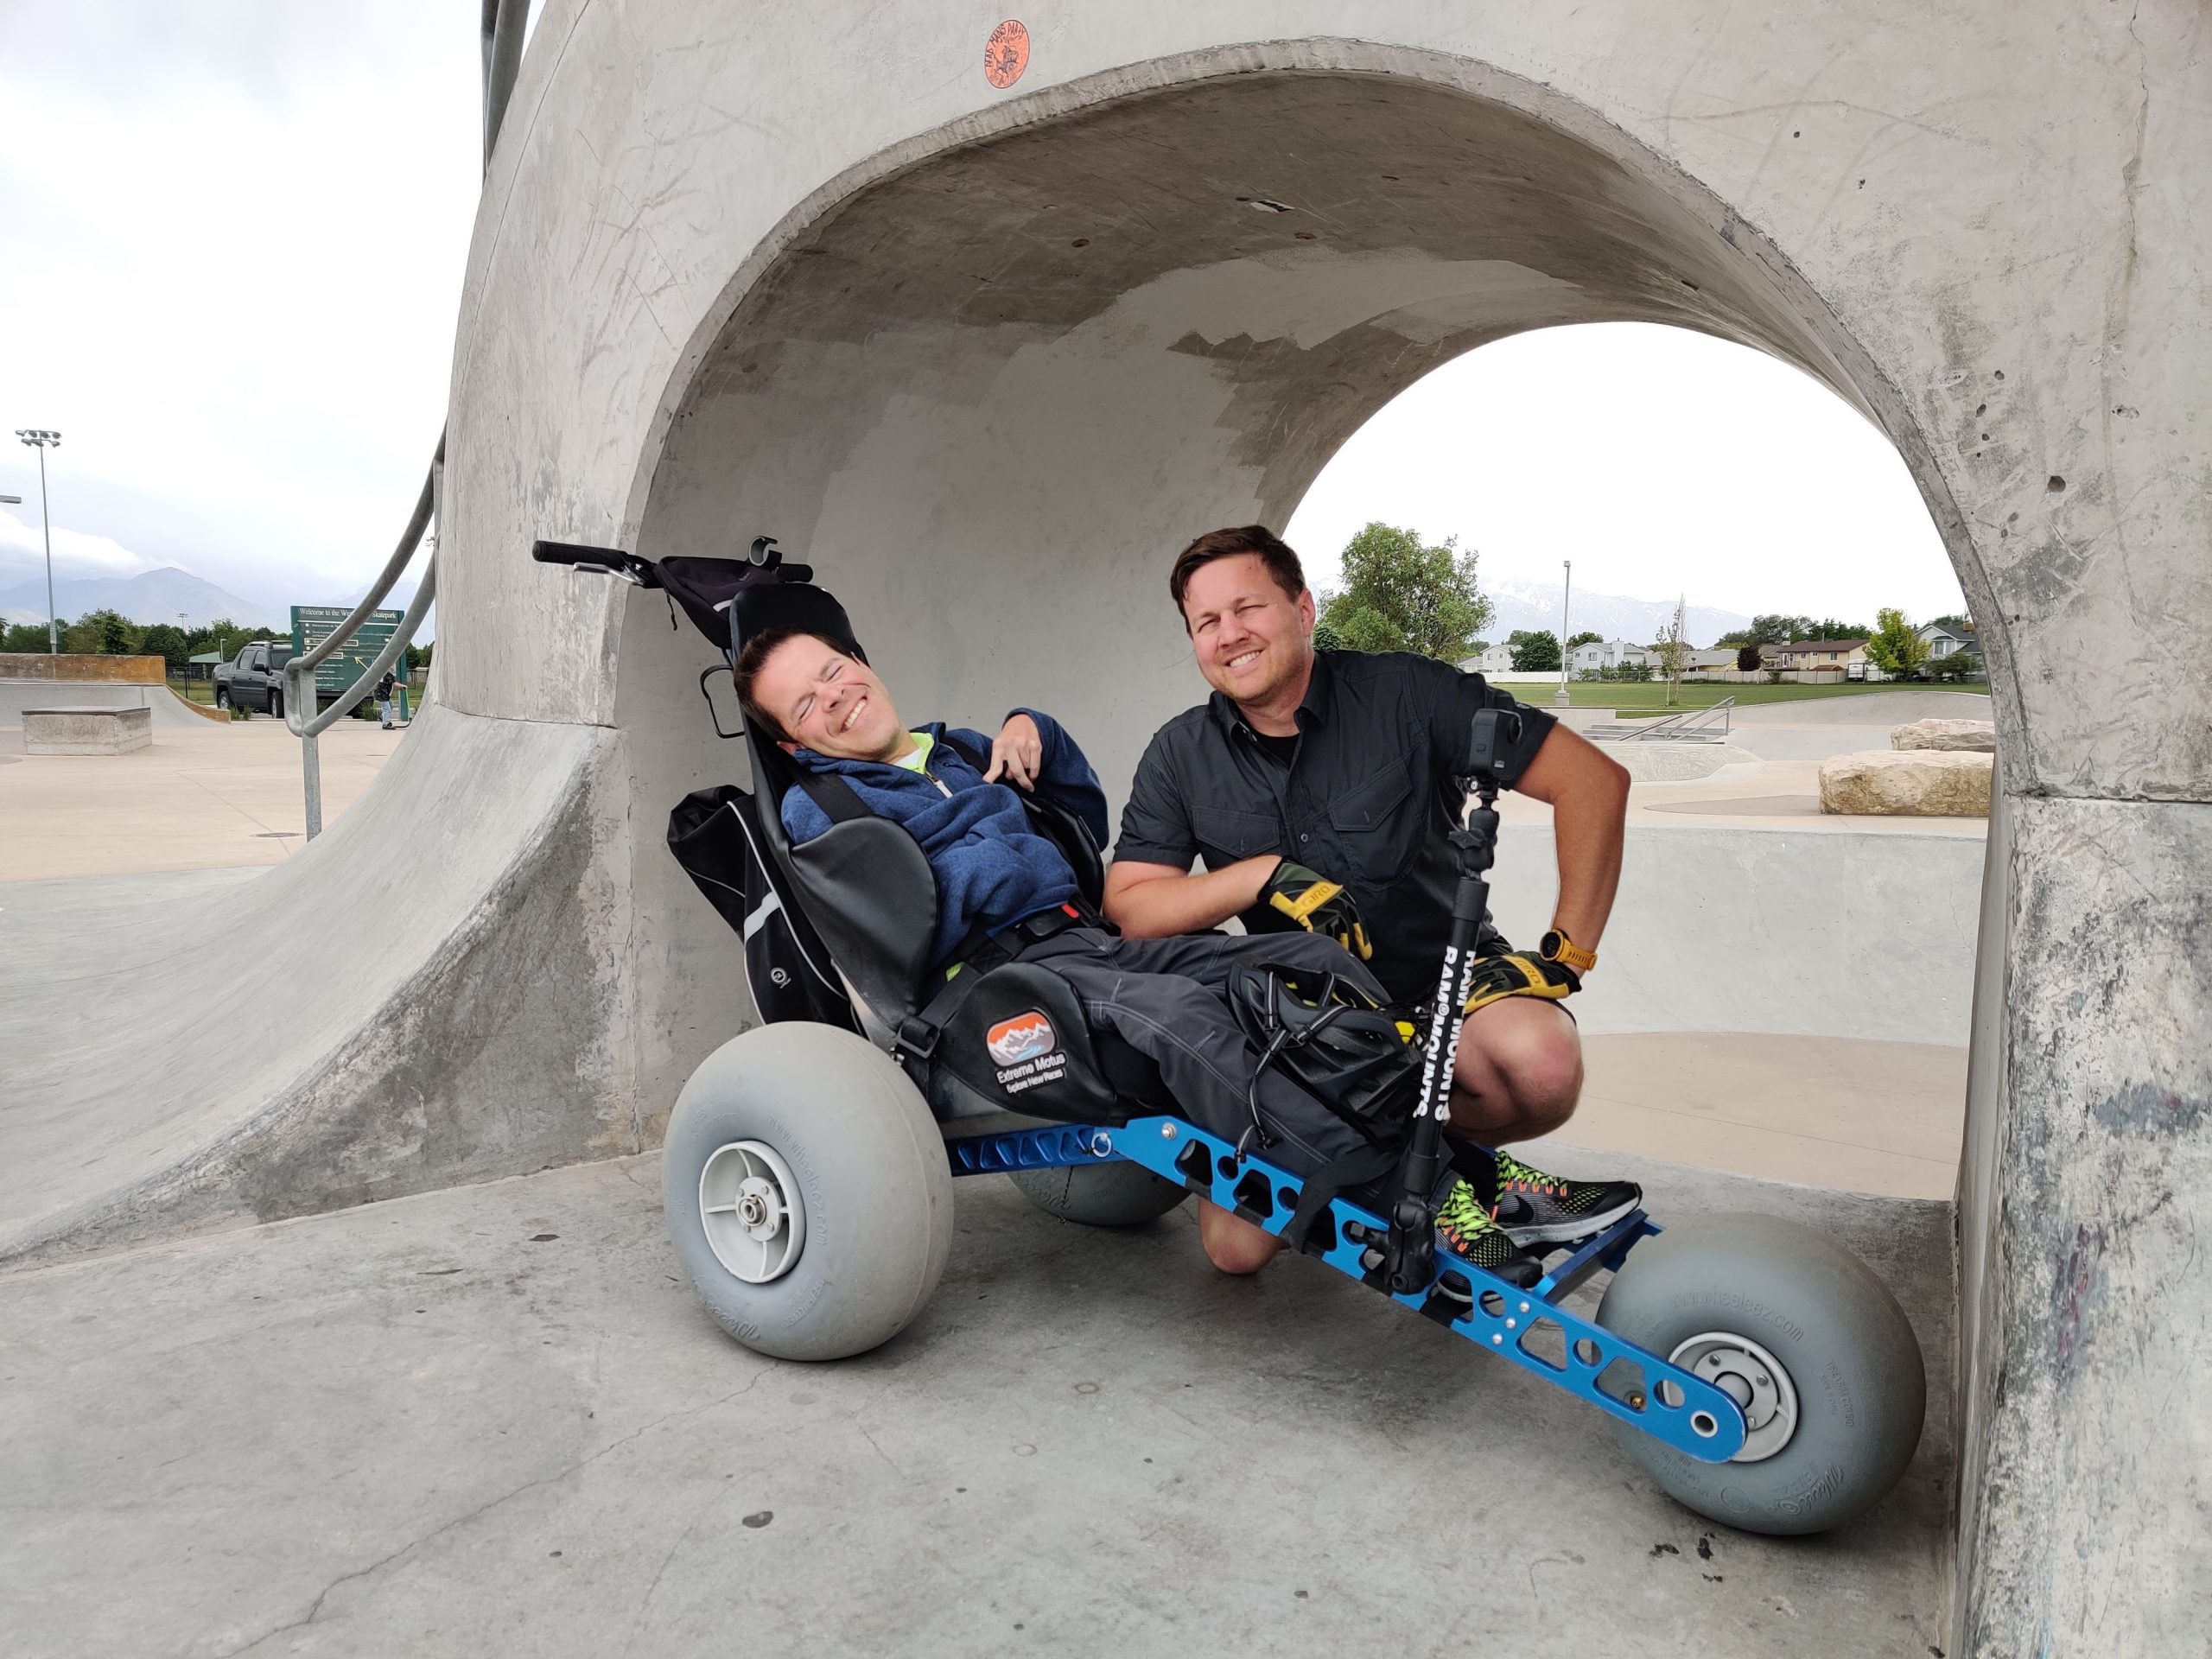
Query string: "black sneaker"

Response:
xmin=1433 ymin=1179 xmax=1544 ymax=1290
xmin=1486 ymin=1151 xmax=1643 ymax=1246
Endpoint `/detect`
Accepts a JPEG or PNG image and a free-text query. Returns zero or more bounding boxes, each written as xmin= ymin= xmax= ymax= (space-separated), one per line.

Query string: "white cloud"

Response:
xmin=0 ymin=3 xmax=479 ymax=603
xmin=0 ymin=509 xmax=160 ymax=582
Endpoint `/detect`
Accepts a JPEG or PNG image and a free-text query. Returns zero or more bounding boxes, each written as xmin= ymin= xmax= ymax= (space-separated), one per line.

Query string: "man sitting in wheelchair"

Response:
xmin=734 ymin=626 xmax=1635 ymax=1287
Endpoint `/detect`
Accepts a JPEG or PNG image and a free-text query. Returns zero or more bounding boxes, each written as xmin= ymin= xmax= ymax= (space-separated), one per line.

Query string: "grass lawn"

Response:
xmin=1487 ymin=680 xmax=1990 ymax=716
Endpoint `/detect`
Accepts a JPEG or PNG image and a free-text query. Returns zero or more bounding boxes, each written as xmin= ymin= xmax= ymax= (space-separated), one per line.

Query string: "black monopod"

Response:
xmin=1382 ymin=705 xmax=1520 ymax=1296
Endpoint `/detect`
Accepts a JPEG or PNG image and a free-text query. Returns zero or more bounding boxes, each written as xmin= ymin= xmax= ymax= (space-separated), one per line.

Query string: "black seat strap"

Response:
xmin=1282 ymin=1141 xmax=1407 ymax=1253
xmin=791 ymin=767 xmax=871 ymax=824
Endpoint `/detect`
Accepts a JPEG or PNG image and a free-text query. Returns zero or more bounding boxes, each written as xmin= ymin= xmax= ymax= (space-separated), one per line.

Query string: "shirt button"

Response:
xmin=1300 ymin=834 xmax=1309 ymax=844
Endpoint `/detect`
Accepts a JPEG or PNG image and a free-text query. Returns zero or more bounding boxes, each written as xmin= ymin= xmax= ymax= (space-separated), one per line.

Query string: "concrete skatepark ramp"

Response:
xmin=1 ymin=6 xmax=2205 ymax=1654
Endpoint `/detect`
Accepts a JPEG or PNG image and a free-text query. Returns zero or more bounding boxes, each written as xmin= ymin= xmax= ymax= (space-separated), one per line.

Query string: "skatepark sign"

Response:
xmin=290 ymin=606 xmax=408 ymax=696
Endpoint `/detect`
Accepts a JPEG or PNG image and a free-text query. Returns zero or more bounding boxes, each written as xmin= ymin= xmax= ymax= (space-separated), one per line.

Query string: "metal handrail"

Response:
xmin=282 ymin=0 xmax=530 ymax=838
xmin=1618 ymin=696 xmax=1735 ymax=741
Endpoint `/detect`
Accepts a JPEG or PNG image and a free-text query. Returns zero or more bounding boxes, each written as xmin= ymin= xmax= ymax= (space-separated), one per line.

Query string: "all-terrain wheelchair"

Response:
xmin=535 ymin=534 xmax=1928 ymax=1537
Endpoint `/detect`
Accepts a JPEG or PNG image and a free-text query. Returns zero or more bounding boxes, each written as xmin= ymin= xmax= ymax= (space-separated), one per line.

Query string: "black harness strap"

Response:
xmin=791 ymin=768 xmax=870 ymax=825
xmin=1283 ymin=1142 xmax=1406 ymax=1253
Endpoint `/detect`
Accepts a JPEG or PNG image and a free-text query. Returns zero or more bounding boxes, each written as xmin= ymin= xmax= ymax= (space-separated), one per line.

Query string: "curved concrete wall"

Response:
xmin=3 ymin=6 xmax=2202 ymax=1652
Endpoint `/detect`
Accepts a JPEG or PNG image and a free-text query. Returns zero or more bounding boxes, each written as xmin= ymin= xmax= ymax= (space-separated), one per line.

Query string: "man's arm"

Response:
xmin=1510 ymin=725 xmax=1630 ymax=949
xmin=1103 ymin=853 xmax=1280 ymax=939
xmin=985 ymin=709 xmax=1109 ymax=845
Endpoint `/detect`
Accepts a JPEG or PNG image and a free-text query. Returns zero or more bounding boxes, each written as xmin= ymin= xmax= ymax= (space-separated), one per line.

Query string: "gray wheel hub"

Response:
xmin=698 ymin=1139 xmax=806 ymax=1284
xmin=1669 ymin=1331 xmax=1799 ymax=1463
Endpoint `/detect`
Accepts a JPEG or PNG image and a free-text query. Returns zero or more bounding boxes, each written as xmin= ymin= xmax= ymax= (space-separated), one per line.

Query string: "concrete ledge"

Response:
xmin=1892 ymin=718 xmax=1997 ymax=752
xmin=1820 ymin=750 xmax=1993 ymax=817
xmin=22 ymin=706 xmax=152 ymax=754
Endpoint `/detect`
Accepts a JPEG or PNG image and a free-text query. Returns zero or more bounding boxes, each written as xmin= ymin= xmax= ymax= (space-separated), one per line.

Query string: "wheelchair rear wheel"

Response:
xmin=664 ymin=1025 xmax=954 ymax=1360
xmin=1008 ymin=1161 xmax=1189 ymax=1227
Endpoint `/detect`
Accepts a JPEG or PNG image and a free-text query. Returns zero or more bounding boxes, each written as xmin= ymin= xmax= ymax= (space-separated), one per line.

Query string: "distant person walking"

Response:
xmin=375 ymin=669 xmax=399 ymax=729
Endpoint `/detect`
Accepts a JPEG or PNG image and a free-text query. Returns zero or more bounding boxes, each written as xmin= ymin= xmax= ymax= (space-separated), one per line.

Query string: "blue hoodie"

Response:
xmin=780 ymin=709 xmax=1111 ymax=970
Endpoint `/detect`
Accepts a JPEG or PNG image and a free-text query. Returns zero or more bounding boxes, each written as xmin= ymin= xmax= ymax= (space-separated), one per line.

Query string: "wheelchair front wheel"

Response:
xmin=663 ymin=1025 xmax=954 ymax=1361
xmin=1595 ymin=1212 xmax=1926 ymax=1535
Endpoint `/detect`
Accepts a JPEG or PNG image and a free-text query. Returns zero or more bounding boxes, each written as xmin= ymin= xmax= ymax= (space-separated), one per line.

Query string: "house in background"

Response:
xmin=1681 ymin=648 xmax=1742 ymax=677
xmin=1460 ymin=643 xmax=1519 ymax=677
xmin=1767 ymin=637 xmax=1868 ymax=677
xmin=1569 ymin=637 xmax=1652 ymax=673
xmin=1918 ymin=620 xmax=1979 ymax=660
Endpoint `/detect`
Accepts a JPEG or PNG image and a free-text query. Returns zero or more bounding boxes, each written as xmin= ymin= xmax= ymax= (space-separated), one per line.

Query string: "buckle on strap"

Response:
xmin=895 ymin=1014 xmax=941 ymax=1061
xmin=1010 ymin=902 xmax=1089 ymax=946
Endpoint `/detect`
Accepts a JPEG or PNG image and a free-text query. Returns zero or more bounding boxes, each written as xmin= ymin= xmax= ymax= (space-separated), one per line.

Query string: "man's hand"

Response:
xmin=1461 ymin=947 xmax=1579 ymax=1014
xmin=983 ymin=713 xmax=1044 ymax=789
xmin=1260 ymin=860 xmax=1372 ymax=960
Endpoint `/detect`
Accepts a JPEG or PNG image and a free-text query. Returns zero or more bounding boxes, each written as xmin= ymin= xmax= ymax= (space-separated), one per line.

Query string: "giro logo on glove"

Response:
xmin=1261 ymin=859 xmax=1372 ymax=961
xmin=1461 ymin=931 xmax=1592 ymax=1014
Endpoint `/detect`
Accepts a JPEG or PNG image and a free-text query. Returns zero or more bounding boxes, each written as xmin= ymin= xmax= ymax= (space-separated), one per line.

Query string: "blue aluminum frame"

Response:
xmin=946 ymin=1114 xmax=1747 ymax=1462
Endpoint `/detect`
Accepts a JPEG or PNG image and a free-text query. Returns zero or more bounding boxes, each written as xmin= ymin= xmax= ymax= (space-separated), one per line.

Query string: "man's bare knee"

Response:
xmin=1198 ymin=1200 xmax=1284 ymax=1275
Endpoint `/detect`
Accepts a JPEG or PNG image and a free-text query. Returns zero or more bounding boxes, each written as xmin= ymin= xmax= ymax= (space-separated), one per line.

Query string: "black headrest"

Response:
xmin=654 ymin=555 xmax=862 ymax=659
xmin=731 ymin=578 xmax=866 ymax=663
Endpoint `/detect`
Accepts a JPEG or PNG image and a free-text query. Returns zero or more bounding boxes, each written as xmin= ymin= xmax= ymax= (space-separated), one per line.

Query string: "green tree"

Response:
xmin=1746 ymin=613 xmax=1812 ymax=646
xmin=1317 ymin=523 xmax=1492 ymax=661
xmin=1864 ymin=607 xmax=1931 ymax=680
xmin=3 ymin=620 xmax=61 ymax=653
xmin=140 ymin=623 xmax=190 ymax=671
xmin=63 ymin=608 xmax=140 ymax=654
xmin=1508 ymin=629 xmax=1560 ymax=673
xmin=1310 ymin=620 xmax=1344 ymax=654
xmin=1929 ymin=613 xmax=1971 ymax=631
xmin=1735 ymin=643 xmax=1764 ymax=672
xmin=1803 ymin=617 xmax=1871 ymax=641
xmin=1565 ymin=630 xmax=1603 ymax=652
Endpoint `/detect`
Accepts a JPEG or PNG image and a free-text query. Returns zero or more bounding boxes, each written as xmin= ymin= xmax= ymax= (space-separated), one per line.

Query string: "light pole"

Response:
xmin=16 ymin=429 xmax=61 ymax=652
xmin=1554 ymin=557 xmax=1573 ymax=708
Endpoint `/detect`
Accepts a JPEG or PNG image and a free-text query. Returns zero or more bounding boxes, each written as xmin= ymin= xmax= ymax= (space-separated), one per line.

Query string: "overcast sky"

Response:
xmin=2 ymin=6 xmax=1961 ymax=627
xmin=0 ymin=3 xmax=479 ymax=609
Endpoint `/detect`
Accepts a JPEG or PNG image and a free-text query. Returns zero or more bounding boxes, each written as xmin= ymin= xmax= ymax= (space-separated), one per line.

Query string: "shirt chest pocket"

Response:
xmin=1325 ymin=766 xmax=1420 ymax=883
xmin=1191 ymin=804 xmax=1281 ymax=863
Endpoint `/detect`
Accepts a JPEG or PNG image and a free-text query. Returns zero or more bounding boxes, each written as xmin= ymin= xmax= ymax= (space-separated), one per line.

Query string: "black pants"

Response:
xmin=1038 ymin=930 xmax=1387 ymax=1179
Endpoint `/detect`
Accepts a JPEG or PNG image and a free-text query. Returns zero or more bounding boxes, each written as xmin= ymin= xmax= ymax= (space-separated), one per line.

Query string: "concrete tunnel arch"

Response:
xmin=610 ymin=54 xmax=1999 ymax=1090
xmin=7 ymin=10 xmax=2201 ymax=1654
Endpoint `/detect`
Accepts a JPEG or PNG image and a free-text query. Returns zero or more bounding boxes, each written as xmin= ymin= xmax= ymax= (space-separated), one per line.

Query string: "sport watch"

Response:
xmin=1539 ymin=929 xmax=1598 ymax=976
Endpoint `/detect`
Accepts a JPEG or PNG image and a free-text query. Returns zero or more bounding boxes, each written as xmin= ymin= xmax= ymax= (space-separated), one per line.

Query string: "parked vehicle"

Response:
xmin=213 ymin=641 xmax=296 ymax=716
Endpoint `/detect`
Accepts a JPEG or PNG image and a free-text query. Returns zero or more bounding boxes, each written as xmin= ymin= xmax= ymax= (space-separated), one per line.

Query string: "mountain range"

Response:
xmin=0 ymin=566 xmax=430 ymax=634
xmin=0 ymin=567 xmax=286 ymax=631
xmin=1480 ymin=577 xmax=1750 ymax=650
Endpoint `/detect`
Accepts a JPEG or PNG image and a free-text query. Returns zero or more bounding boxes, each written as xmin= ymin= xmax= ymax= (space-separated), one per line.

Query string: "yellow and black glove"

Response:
xmin=1260 ymin=859 xmax=1372 ymax=961
xmin=1461 ymin=929 xmax=1595 ymax=1014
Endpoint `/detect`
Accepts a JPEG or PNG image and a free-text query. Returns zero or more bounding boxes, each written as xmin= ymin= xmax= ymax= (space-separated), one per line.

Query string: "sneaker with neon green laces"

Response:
xmin=1434 ymin=1179 xmax=1543 ymax=1289
xmin=1485 ymin=1150 xmax=1643 ymax=1246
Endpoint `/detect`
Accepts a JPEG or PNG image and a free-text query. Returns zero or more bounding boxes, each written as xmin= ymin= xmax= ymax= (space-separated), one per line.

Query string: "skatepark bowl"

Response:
xmin=2 ymin=8 xmax=2206 ymax=1656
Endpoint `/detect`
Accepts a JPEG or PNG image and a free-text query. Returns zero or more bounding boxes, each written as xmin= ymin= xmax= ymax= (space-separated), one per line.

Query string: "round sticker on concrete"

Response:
xmin=985 ymin=20 xmax=1029 ymax=88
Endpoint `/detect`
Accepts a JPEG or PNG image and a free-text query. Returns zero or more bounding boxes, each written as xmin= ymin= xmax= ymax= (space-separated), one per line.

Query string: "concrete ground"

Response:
xmin=0 ymin=712 xmax=408 ymax=880
xmin=0 ymin=1148 xmax=1953 ymax=1659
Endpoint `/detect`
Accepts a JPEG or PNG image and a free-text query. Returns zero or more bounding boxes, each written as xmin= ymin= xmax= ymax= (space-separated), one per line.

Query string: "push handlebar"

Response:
xmin=531 ymin=539 xmax=662 ymax=586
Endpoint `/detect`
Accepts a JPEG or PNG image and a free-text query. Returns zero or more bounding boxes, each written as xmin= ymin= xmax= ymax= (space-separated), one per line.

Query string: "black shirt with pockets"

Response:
xmin=1113 ymin=649 xmax=1556 ymax=1004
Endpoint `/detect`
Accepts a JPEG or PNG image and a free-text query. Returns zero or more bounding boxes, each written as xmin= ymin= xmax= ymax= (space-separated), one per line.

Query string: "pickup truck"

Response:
xmin=213 ymin=640 xmax=296 ymax=716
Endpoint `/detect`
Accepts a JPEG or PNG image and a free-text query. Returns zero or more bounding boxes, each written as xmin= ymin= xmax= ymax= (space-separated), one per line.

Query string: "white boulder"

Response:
xmin=1820 ymin=750 xmax=1993 ymax=817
